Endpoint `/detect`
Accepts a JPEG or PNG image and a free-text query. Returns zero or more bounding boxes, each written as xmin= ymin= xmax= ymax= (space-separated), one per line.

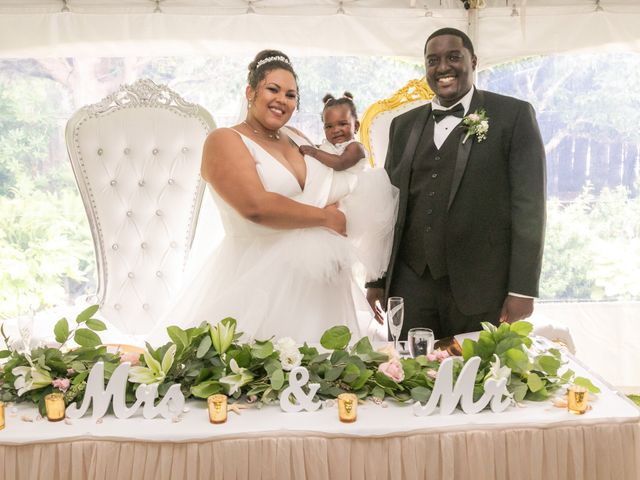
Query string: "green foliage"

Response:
xmin=540 ymin=185 xmax=640 ymax=300
xmin=0 ymin=305 xmax=119 ymax=405
xmin=0 ymin=315 xmax=599 ymax=413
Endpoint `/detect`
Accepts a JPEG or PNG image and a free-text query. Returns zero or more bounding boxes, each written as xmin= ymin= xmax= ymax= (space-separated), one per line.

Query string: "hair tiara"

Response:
xmin=256 ymin=55 xmax=290 ymax=69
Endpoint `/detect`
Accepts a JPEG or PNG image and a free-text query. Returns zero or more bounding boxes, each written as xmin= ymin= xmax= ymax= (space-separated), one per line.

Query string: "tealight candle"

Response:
xmin=0 ymin=401 xmax=5 ymax=430
xmin=567 ymin=385 xmax=588 ymax=415
xmin=45 ymin=393 xmax=66 ymax=422
xmin=208 ymin=394 xmax=228 ymax=424
xmin=338 ymin=393 xmax=358 ymax=423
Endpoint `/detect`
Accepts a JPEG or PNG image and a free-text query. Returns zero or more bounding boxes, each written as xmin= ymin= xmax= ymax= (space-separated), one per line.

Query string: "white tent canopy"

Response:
xmin=0 ymin=1 xmax=639 ymax=66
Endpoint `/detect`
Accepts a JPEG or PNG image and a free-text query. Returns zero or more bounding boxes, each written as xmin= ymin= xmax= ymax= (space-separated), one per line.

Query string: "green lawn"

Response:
xmin=629 ymin=395 xmax=640 ymax=407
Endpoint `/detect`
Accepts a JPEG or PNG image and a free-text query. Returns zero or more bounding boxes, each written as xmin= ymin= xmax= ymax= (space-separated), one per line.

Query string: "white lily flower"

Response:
xmin=210 ymin=318 xmax=236 ymax=355
xmin=219 ymin=359 xmax=254 ymax=395
xmin=12 ymin=366 xmax=52 ymax=396
xmin=486 ymin=354 xmax=512 ymax=383
xmin=128 ymin=344 xmax=177 ymax=385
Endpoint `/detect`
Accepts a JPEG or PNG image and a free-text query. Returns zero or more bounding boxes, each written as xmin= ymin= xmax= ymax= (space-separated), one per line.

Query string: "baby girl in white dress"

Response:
xmin=299 ymin=92 xmax=399 ymax=282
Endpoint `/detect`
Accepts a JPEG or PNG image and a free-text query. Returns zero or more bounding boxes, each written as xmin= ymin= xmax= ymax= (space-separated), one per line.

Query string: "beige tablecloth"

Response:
xmin=1 ymin=421 xmax=639 ymax=480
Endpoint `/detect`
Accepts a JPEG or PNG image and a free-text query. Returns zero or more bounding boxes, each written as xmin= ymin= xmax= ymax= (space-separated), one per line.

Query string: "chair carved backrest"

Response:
xmin=360 ymin=78 xmax=434 ymax=167
xmin=65 ymin=79 xmax=215 ymax=335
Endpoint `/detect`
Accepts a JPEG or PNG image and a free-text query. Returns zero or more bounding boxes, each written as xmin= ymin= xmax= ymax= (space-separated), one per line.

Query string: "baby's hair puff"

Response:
xmin=322 ymin=91 xmax=358 ymax=122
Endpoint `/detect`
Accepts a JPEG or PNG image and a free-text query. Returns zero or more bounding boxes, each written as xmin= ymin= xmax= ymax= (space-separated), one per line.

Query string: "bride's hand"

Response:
xmin=323 ymin=203 xmax=347 ymax=236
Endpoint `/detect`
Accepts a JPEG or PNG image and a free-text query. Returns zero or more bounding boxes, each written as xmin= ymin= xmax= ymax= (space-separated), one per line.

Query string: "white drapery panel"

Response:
xmin=0 ymin=1 xmax=638 ymax=66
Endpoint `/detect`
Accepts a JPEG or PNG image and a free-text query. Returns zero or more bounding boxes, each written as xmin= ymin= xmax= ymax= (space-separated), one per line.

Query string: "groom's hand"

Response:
xmin=366 ymin=288 xmax=385 ymax=324
xmin=499 ymin=295 xmax=534 ymax=324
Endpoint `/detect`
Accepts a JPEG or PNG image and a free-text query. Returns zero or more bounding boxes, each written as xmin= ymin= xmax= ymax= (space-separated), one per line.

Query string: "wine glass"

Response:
xmin=387 ymin=296 xmax=404 ymax=353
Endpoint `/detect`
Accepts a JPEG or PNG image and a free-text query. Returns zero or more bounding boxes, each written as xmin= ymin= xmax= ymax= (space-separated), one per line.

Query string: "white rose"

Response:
xmin=279 ymin=347 xmax=303 ymax=371
xmin=276 ymin=337 xmax=297 ymax=352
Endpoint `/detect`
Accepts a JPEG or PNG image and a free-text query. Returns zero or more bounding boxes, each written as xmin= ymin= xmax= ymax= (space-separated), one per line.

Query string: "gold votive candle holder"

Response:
xmin=45 ymin=393 xmax=66 ymax=422
xmin=567 ymin=385 xmax=588 ymax=415
xmin=0 ymin=401 xmax=5 ymax=430
xmin=208 ymin=394 xmax=228 ymax=424
xmin=338 ymin=393 xmax=358 ymax=423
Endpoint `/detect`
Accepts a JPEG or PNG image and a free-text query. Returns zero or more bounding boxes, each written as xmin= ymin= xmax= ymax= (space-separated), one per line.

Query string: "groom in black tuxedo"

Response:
xmin=366 ymin=27 xmax=546 ymax=340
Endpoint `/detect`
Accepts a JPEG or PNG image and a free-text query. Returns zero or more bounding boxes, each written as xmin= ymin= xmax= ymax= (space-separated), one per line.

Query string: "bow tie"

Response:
xmin=432 ymin=104 xmax=465 ymax=123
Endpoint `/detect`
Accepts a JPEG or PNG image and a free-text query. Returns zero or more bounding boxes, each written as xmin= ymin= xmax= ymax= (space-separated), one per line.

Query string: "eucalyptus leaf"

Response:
xmin=320 ymin=326 xmax=351 ymax=350
xmin=167 ymin=326 xmax=189 ymax=351
xmin=54 ymin=318 xmax=70 ymax=344
xmin=350 ymin=369 xmax=373 ymax=390
xmin=538 ymin=355 xmax=561 ymax=376
xmin=352 ymin=336 xmax=374 ymax=355
xmin=76 ymin=304 xmax=100 ymax=324
xmin=330 ymin=350 xmax=349 ymax=365
xmin=196 ymin=335 xmax=212 ymax=359
xmin=74 ymin=328 xmax=101 ymax=348
xmin=461 ymin=338 xmax=475 ymax=361
xmin=410 ymin=386 xmax=431 ymax=403
xmin=372 ymin=385 xmax=385 ymax=400
xmin=86 ymin=319 xmax=107 ymax=331
xmin=511 ymin=321 xmax=533 ymax=337
xmin=527 ymin=372 xmax=544 ymax=392
xmin=573 ymin=376 xmax=601 ymax=393
xmin=325 ymin=365 xmax=345 ymax=382
xmin=251 ymin=340 xmax=274 ymax=359
xmin=504 ymin=348 xmax=529 ymax=373
xmin=270 ymin=369 xmax=285 ymax=390
xmin=191 ymin=380 xmax=223 ymax=398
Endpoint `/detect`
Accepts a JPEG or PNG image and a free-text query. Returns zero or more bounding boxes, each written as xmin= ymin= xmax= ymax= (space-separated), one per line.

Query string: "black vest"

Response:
xmin=399 ymin=118 xmax=463 ymax=279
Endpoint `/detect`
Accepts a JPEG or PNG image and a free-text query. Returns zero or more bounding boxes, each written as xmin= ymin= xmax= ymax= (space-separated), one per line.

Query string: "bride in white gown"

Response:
xmin=149 ymin=50 xmax=370 ymax=343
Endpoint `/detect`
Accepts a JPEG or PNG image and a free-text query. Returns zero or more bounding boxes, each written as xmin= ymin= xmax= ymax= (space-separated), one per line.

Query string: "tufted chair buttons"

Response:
xmin=141 ymin=242 xmax=148 ymax=249
xmin=167 ymin=178 xmax=175 ymax=185
xmin=152 ymin=148 xmax=159 ymax=155
xmin=142 ymin=303 xmax=150 ymax=311
xmin=97 ymin=148 xmax=104 ymax=156
xmin=110 ymin=179 xmax=117 ymax=186
xmin=155 ymin=210 xmax=163 ymax=216
xmin=112 ymin=243 xmax=119 ymax=250
xmin=181 ymin=146 xmax=189 ymax=153
xmin=128 ymin=272 xmax=135 ymax=279
xmin=138 ymin=180 xmax=145 ymax=187
xmin=126 ymin=210 xmax=133 ymax=217
xmin=170 ymin=241 xmax=177 ymax=248
xmin=114 ymin=303 xmax=121 ymax=311
xmin=124 ymin=147 xmax=130 ymax=155
xmin=156 ymin=271 xmax=163 ymax=278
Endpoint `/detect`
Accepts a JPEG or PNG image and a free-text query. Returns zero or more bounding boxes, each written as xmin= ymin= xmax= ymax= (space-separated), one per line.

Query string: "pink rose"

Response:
xmin=426 ymin=352 xmax=437 ymax=362
xmin=435 ymin=350 xmax=450 ymax=361
xmin=120 ymin=352 xmax=141 ymax=365
xmin=378 ymin=359 xmax=404 ymax=382
xmin=426 ymin=368 xmax=438 ymax=380
xmin=52 ymin=378 xmax=70 ymax=393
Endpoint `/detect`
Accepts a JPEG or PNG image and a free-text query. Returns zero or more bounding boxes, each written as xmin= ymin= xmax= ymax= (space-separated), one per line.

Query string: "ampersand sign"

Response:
xmin=279 ymin=366 xmax=321 ymax=413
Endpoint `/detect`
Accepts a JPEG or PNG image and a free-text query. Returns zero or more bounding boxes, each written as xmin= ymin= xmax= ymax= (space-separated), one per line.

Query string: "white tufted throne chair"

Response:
xmin=65 ymin=79 xmax=215 ymax=338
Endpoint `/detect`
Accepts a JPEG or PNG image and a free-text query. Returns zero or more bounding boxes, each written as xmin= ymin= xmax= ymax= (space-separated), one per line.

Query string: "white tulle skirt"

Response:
xmin=340 ymin=168 xmax=399 ymax=282
xmin=148 ymin=226 xmax=370 ymax=345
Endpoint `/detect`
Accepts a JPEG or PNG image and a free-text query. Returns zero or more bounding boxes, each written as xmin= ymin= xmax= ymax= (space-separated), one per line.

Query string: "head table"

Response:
xmin=1 ymin=344 xmax=638 ymax=480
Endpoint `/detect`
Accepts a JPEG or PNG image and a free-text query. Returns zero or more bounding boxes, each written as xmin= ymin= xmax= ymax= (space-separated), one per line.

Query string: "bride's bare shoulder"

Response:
xmin=206 ymin=126 xmax=243 ymax=144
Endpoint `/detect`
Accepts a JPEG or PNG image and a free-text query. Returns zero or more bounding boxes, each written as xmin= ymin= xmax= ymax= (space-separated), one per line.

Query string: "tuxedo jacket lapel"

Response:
xmin=448 ymin=90 xmax=484 ymax=210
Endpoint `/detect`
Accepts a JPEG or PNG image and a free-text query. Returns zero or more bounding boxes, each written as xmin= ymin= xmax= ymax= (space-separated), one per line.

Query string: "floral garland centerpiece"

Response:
xmin=0 ymin=308 xmax=599 ymax=414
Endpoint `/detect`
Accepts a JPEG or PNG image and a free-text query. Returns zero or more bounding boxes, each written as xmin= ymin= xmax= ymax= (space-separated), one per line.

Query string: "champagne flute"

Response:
xmin=387 ymin=296 xmax=404 ymax=353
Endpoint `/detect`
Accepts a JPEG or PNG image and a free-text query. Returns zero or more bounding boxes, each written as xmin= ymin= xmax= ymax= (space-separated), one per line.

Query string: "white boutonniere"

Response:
xmin=461 ymin=108 xmax=489 ymax=144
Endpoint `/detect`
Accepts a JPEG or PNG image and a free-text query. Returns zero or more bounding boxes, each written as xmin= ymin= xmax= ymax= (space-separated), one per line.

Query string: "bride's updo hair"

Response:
xmin=322 ymin=91 xmax=358 ymax=121
xmin=247 ymin=49 xmax=299 ymax=107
